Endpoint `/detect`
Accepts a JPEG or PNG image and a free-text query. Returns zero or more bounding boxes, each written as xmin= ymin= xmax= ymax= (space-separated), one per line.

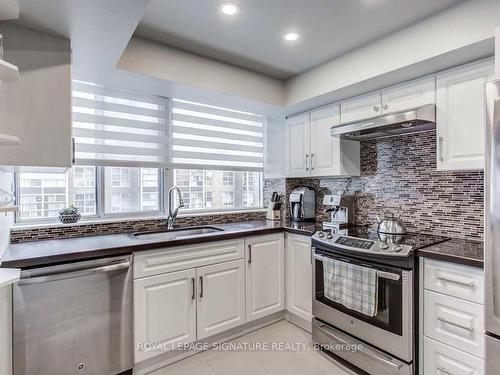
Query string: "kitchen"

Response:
xmin=0 ymin=1 xmax=499 ymax=374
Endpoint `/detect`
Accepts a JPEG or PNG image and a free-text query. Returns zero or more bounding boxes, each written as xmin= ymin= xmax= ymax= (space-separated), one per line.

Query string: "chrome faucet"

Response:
xmin=166 ymin=186 xmax=184 ymax=229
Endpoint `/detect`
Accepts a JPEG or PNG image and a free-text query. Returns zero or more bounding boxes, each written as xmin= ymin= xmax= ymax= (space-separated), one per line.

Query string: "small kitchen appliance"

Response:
xmin=289 ymin=187 xmax=315 ymax=222
xmin=322 ymin=194 xmax=354 ymax=228
xmin=311 ymin=226 xmax=449 ymax=375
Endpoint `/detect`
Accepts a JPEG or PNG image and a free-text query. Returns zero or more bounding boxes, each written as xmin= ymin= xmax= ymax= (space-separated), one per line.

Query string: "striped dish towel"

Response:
xmin=323 ymin=257 xmax=378 ymax=317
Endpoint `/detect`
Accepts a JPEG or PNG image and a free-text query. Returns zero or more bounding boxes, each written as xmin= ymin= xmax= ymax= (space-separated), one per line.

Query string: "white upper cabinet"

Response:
xmin=340 ymin=92 xmax=382 ymax=123
xmin=245 ymin=234 xmax=285 ymax=322
xmin=287 ymin=113 xmax=311 ymax=177
xmin=286 ymin=106 xmax=360 ymax=178
xmin=0 ymin=24 xmax=72 ymax=170
xmin=381 ymin=76 xmax=436 ymax=113
xmin=196 ymin=260 xmax=246 ymax=340
xmin=436 ymin=60 xmax=494 ymax=171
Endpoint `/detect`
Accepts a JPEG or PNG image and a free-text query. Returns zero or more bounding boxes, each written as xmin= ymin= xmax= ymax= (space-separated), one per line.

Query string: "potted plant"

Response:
xmin=58 ymin=205 xmax=81 ymax=224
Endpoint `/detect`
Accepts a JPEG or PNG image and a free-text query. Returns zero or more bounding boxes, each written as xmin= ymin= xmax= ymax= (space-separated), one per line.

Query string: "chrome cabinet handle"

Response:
xmin=437 ymin=316 xmax=473 ymax=332
xmin=310 ymin=153 xmax=314 ymax=170
xmin=376 ymin=271 xmax=401 ymax=281
xmin=191 ymin=277 xmax=195 ymax=300
xmin=373 ymin=105 xmax=380 ymax=112
xmin=382 ymin=104 xmax=388 ymax=111
xmin=199 ymin=276 xmax=203 ymax=298
xmin=437 ymin=365 xmax=453 ymax=374
xmin=248 ymin=244 xmax=252 ymax=264
xmin=305 ymin=154 xmax=309 ymax=171
xmin=438 ymin=136 xmax=444 ymax=162
xmin=436 ymin=273 xmax=474 ymax=287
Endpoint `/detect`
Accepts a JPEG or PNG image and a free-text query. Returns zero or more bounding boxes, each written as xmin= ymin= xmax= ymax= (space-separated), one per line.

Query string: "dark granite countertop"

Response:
xmin=416 ymin=238 xmax=484 ymax=268
xmin=0 ymin=220 xmax=319 ymax=269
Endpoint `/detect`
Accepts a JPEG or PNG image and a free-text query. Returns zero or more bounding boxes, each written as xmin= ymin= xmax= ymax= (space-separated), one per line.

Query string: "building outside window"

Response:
xmin=222 ymin=171 xmax=234 ymax=187
xmin=111 ymin=168 xmax=130 ymax=187
xmin=222 ymin=191 xmax=234 ymax=207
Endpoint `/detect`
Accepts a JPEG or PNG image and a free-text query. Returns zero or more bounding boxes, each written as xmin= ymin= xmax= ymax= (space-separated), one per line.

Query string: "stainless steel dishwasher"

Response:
xmin=12 ymin=255 xmax=133 ymax=375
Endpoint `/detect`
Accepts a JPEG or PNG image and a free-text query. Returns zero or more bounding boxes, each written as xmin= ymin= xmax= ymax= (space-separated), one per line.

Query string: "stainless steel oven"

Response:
xmin=312 ymin=245 xmax=413 ymax=375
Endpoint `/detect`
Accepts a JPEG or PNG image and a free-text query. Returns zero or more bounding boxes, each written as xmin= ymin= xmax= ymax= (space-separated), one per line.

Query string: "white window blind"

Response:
xmin=171 ymin=99 xmax=264 ymax=171
xmin=72 ymin=81 xmax=169 ymax=167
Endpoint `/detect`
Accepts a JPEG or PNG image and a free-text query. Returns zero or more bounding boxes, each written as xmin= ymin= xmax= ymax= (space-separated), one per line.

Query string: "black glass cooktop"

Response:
xmin=324 ymin=225 xmax=450 ymax=250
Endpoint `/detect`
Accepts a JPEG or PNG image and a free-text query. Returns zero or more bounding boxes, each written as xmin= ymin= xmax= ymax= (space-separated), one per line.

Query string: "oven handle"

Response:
xmin=314 ymin=320 xmax=404 ymax=372
xmin=313 ymin=254 xmax=400 ymax=281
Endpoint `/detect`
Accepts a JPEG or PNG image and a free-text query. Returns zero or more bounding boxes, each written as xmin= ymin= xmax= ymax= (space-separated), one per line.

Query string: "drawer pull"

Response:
xmin=436 ymin=273 xmax=474 ymax=287
xmin=437 ymin=316 xmax=473 ymax=332
xmin=437 ymin=365 xmax=453 ymax=375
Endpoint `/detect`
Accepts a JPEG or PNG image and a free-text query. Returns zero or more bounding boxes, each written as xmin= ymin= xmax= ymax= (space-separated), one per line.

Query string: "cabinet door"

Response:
xmin=436 ymin=60 xmax=494 ymax=171
xmin=287 ymin=114 xmax=311 ymax=177
xmin=134 ymin=269 xmax=196 ymax=363
xmin=285 ymin=234 xmax=312 ymax=323
xmin=245 ymin=234 xmax=285 ymax=322
xmin=382 ymin=76 xmax=435 ymax=113
xmin=310 ymin=105 xmax=341 ymax=177
xmin=340 ymin=92 xmax=382 ymax=123
xmin=424 ymin=337 xmax=484 ymax=375
xmin=196 ymin=259 xmax=246 ymax=340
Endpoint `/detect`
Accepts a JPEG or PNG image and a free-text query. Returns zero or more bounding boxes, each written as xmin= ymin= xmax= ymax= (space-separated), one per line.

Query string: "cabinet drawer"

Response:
xmin=424 ymin=337 xmax=484 ymax=375
xmin=424 ymin=290 xmax=484 ymax=358
xmin=424 ymin=258 xmax=484 ymax=304
xmin=134 ymin=239 xmax=245 ymax=278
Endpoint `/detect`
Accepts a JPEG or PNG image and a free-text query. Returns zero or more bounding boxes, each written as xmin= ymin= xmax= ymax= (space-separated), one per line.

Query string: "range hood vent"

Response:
xmin=330 ymin=104 xmax=436 ymax=141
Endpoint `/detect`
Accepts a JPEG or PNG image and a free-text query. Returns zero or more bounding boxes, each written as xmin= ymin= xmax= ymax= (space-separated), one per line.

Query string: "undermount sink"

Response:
xmin=132 ymin=226 xmax=224 ymax=241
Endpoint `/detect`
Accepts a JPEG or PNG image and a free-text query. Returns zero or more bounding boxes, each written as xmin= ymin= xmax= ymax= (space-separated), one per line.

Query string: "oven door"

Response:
xmin=312 ymin=248 xmax=413 ymax=362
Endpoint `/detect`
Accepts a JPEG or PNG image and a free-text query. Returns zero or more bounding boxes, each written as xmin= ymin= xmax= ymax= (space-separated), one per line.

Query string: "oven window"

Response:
xmin=315 ymin=257 xmax=403 ymax=336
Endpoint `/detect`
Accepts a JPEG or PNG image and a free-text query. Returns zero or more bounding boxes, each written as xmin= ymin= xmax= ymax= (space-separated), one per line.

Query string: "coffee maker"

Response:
xmin=289 ymin=187 xmax=315 ymax=222
xmin=322 ymin=194 xmax=355 ymax=228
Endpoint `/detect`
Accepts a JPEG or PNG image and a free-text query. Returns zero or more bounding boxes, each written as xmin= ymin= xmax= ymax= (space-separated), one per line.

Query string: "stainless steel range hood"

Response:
xmin=330 ymin=104 xmax=435 ymax=141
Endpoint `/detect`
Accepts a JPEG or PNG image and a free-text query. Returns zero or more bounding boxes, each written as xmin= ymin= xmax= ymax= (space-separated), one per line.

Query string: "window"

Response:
xmin=15 ymin=88 xmax=264 ymax=224
xmin=17 ymin=167 xmax=160 ymax=222
xmin=104 ymin=167 xmax=160 ymax=214
xmin=173 ymin=169 xmax=262 ymax=212
xmin=18 ymin=168 xmax=97 ymax=220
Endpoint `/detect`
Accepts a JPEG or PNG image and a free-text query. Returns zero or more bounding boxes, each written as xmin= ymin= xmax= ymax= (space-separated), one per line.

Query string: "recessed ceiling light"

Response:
xmin=219 ymin=2 xmax=239 ymax=16
xmin=283 ymin=32 xmax=300 ymax=42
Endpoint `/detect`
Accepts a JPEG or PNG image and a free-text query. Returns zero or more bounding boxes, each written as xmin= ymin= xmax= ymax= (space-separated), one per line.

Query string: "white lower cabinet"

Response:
xmin=424 ymin=337 xmax=484 ymax=375
xmin=421 ymin=258 xmax=485 ymax=374
xmin=134 ymin=269 xmax=197 ymax=363
xmin=196 ymin=259 xmax=245 ymax=340
xmin=245 ymin=234 xmax=285 ymax=322
xmin=285 ymin=233 xmax=312 ymax=323
xmin=134 ymin=234 xmax=286 ymax=363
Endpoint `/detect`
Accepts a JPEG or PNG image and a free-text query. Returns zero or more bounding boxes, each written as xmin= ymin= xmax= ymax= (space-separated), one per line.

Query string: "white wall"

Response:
xmin=286 ymin=0 xmax=500 ymax=112
xmin=265 ymin=116 xmax=287 ymax=178
xmin=117 ymin=37 xmax=286 ymax=106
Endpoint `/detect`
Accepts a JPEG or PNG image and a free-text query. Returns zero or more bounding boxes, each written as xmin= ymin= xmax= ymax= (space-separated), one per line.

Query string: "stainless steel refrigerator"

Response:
xmin=485 ymin=77 xmax=500 ymax=374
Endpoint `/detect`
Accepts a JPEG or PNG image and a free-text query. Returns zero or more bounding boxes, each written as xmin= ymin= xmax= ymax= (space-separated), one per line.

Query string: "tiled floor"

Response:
xmin=150 ymin=320 xmax=353 ymax=375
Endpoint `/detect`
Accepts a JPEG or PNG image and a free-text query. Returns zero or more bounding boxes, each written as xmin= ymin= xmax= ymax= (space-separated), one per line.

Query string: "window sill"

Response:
xmin=12 ymin=208 xmax=267 ymax=231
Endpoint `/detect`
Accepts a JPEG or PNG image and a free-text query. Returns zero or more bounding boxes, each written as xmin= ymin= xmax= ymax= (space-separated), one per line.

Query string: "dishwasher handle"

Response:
xmin=18 ymin=260 xmax=130 ymax=286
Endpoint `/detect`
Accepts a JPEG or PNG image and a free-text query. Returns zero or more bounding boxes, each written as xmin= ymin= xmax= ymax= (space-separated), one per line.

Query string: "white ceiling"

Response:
xmin=135 ymin=0 xmax=464 ymax=79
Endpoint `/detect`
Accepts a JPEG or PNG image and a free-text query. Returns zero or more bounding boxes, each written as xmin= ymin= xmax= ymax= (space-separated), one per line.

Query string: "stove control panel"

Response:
xmin=335 ymin=237 xmax=374 ymax=249
xmin=312 ymin=231 xmax=413 ymax=257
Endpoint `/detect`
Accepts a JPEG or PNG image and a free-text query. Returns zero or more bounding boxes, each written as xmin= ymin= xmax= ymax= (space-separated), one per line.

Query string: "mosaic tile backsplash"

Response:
xmin=286 ymin=132 xmax=484 ymax=240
